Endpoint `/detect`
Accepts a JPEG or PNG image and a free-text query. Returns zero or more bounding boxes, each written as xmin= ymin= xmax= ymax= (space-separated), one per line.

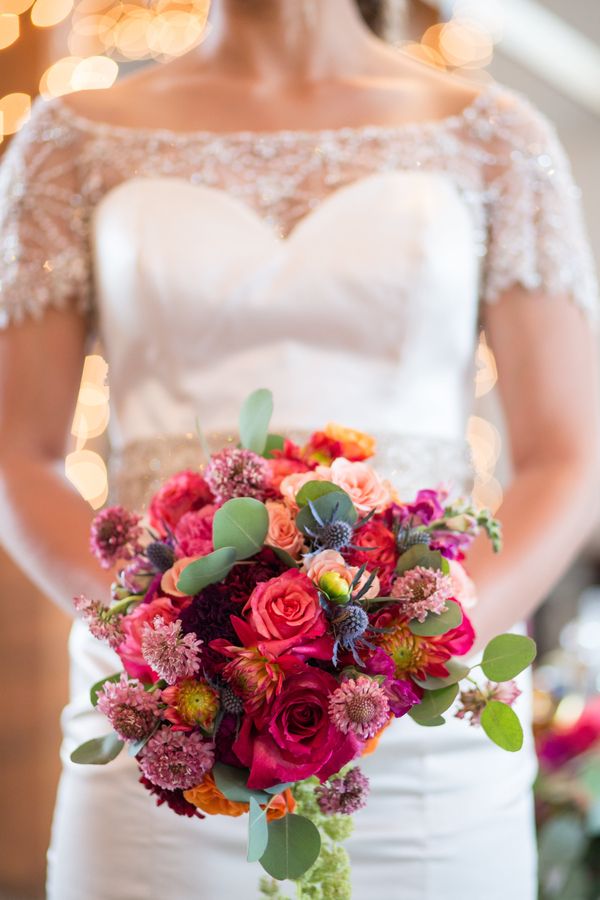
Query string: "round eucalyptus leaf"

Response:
xmin=70 ymin=733 xmax=124 ymax=765
xmin=480 ymin=700 xmax=524 ymax=752
xmin=247 ymin=797 xmax=269 ymax=863
xmin=409 ymin=683 xmax=459 ymax=724
xmin=395 ymin=545 xmax=444 ymax=575
xmin=213 ymin=763 xmax=270 ymax=804
xmin=260 ymin=814 xmax=321 ymax=881
xmin=414 ymin=660 xmax=471 ymax=690
xmin=296 ymin=490 xmax=357 ymax=536
xmin=481 ymin=633 xmax=537 ymax=682
xmin=295 ymin=480 xmax=343 ymax=508
xmin=212 ymin=498 xmax=269 ymax=560
xmin=239 ymin=388 xmax=273 ymax=455
xmin=263 ymin=434 xmax=285 ymax=459
xmin=408 ymin=600 xmax=463 ymax=637
xmin=176 ymin=547 xmax=237 ymax=594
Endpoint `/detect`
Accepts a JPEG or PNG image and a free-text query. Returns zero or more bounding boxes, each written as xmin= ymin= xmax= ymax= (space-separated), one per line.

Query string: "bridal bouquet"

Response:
xmin=72 ymin=389 xmax=536 ymax=894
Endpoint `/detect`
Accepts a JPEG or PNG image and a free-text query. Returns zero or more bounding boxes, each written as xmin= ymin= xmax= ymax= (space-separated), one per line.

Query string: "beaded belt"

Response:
xmin=108 ymin=430 xmax=474 ymax=512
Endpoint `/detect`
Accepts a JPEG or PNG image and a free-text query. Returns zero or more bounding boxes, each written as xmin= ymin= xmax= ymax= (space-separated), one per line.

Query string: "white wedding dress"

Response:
xmin=1 ymin=83 xmax=597 ymax=900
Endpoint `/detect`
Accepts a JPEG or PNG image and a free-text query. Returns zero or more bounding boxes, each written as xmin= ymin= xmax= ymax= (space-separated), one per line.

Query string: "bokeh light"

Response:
xmin=475 ymin=333 xmax=498 ymax=398
xmin=65 ymin=448 xmax=109 ymax=508
xmin=0 ymin=92 xmax=30 ymax=135
xmin=0 ymin=12 xmax=19 ymax=49
xmin=30 ymin=0 xmax=73 ymax=28
xmin=68 ymin=355 xmax=110 ymax=507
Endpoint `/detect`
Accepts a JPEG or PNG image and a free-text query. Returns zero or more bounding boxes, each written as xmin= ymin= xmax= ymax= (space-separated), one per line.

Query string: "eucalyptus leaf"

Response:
xmin=70 ymin=733 xmax=124 ymax=765
xmin=295 ymin=480 xmax=343 ymax=508
xmin=247 ymin=797 xmax=269 ymax=863
xmin=480 ymin=700 xmax=524 ymax=752
xmin=418 ymin=716 xmax=446 ymax=727
xmin=264 ymin=782 xmax=294 ymax=795
xmin=408 ymin=600 xmax=463 ymax=637
xmin=395 ymin=545 xmax=445 ymax=575
xmin=263 ymin=434 xmax=285 ymax=459
xmin=296 ymin=491 xmax=357 ymax=536
xmin=481 ymin=634 xmax=537 ymax=682
xmin=239 ymin=388 xmax=273 ymax=455
xmin=260 ymin=814 xmax=321 ymax=881
xmin=90 ymin=672 xmax=122 ymax=707
xmin=212 ymin=498 xmax=269 ymax=560
xmin=408 ymin=683 xmax=458 ymax=725
xmin=213 ymin=763 xmax=270 ymax=805
xmin=414 ymin=660 xmax=471 ymax=690
xmin=176 ymin=547 xmax=237 ymax=594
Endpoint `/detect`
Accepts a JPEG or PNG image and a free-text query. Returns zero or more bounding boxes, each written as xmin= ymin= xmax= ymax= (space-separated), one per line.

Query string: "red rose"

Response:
xmin=266 ymin=457 xmax=311 ymax=490
xmin=149 ymin=470 xmax=213 ymax=537
xmin=346 ymin=519 xmax=397 ymax=594
xmin=234 ymin=668 xmax=363 ymax=789
xmin=243 ymin=570 xmax=326 ymax=651
xmin=174 ymin=505 xmax=217 ymax=558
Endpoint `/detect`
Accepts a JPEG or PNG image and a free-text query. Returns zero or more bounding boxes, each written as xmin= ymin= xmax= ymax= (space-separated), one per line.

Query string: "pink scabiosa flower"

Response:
xmin=138 ymin=726 xmax=214 ymax=790
xmin=390 ymin=567 xmax=453 ymax=623
xmin=96 ymin=674 xmax=161 ymax=741
xmin=141 ymin=616 xmax=202 ymax=685
xmin=315 ymin=767 xmax=370 ymax=816
xmin=329 ymin=676 xmax=390 ymax=740
xmin=456 ymin=680 xmax=522 ymax=726
xmin=204 ymin=448 xmax=268 ymax=503
xmin=89 ymin=505 xmax=143 ymax=569
xmin=73 ymin=594 xmax=125 ymax=650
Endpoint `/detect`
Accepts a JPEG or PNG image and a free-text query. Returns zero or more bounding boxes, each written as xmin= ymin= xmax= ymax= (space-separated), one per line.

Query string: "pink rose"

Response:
xmin=304 ymin=550 xmax=380 ymax=600
xmin=265 ymin=501 xmax=304 ymax=558
xmin=320 ymin=458 xmax=392 ymax=514
xmin=234 ymin=668 xmax=363 ymax=789
xmin=117 ymin=596 xmax=179 ymax=681
xmin=448 ymin=560 xmax=478 ymax=610
xmin=149 ymin=470 xmax=213 ymax=537
xmin=174 ymin=505 xmax=216 ymax=559
xmin=243 ymin=570 xmax=326 ymax=650
xmin=160 ymin=557 xmax=201 ymax=599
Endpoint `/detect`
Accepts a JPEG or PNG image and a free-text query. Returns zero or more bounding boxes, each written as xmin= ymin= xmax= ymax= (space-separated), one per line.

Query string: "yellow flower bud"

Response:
xmin=319 ymin=571 xmax=351 ymax=603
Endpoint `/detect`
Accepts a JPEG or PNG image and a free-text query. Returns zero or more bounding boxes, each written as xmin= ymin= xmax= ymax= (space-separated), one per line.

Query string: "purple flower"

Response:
xmin=73 ymin=593 xmax=124 ymax=649
xmin=316 ymin=767 xmax=370 ymax=816
xmin=90 ymin=505 xmax=143 ymax=569
xmin=141 ymin=616 xmax=202 ymax=685
xmin=97 ymin=674 xmax=161 ymax=741
xmin=390 ymin=566 xmax=452 ymax=623
xmin=139 ymin=726 xmax=214 ymax=790
xmin=395 ymin=489 xmax=447 ymax=527
xmin=362 ymin=649 xmax=422 ymax=718
xmin=204 ymin=448 xmax=268 ymax=503
xmin=119 ymin=555 xmax=154 ymax=594
xmin=429 ymin=529 xmax=473 ymax=560
xmin=329 ymin=676 xmax=390 ymax=740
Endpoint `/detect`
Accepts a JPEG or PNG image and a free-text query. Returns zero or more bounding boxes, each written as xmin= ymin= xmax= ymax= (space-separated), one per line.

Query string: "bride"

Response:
xmin=0 ymin=0 xmax=598 ymax=897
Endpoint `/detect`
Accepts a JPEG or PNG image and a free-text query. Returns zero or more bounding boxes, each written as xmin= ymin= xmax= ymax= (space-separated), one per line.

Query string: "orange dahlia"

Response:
xmin=183 ymin=772 xmax=296 ymax=821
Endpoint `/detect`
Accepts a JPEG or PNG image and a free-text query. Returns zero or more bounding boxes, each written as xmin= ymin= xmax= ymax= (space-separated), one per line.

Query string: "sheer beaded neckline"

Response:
xmin=50 ymin=84 xmax=496 ymax=143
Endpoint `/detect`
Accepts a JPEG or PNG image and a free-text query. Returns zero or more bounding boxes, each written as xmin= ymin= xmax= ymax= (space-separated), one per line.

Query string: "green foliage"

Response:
xmin=259 ymin=814 xmax=321 ymax=881
xmin=264 ymin=434 xmax=285 ymax=458
xmin=408 ymin=600 xmax=463 ymax=637
xmin=70 ymin=733 xmax=124 ymax=765
xmin=480 ymin=700 xmax=524 ymax=751
xmin=296 ymin=492 xmax=357 ymax=537
xmin=213 ymin=762 xmax=270 ymax=804
xmin=408 ymin=683 xmax=459 ymax=724
xmin=480 ymin=633 xmax=537 ymax=681
xmin=295 ymin=481 xmax=344 ymax=507
xmin=212 ymin=497 xmax=269 ymax=560
xmin=414 ymin=660 xmax=470 ymax=690
xmin=239 ymin=388 xmax=274 ymax=455
xmin=395 ymin=545 xmax=446 ymax=575
xmin=248 ymin=797 xmax=270 ymax=863
xmin=176 ymin=547 xmax=237 ymax=594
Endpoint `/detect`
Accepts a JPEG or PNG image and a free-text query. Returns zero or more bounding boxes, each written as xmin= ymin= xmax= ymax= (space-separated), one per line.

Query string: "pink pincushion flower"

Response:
xmin=97 ymin=674 xmax=161 ymax=741
xmin=316 ymin=767 xmax=370 ymax=816
xmin=139 ymin=726 xmax=214 ymax=790
xmin=204 ymin=448 xmax=268 ymax=503
xmin=141 ymin=616 xmax=202 ymax=685
xmin=90 ymin=506 xmax=143 ymax=569
xmin=117 ymin=596 xmax=179 ymax=681
xmin=174 ymin=505 xmax=216 ymax=559
xmin=329 ymin=676 xmax=390 ymax=739
xmin=390 ymin=567 xmax=453 ymax=623
xmin=456 ymin=680 xmax=522 ymax=727
xmin=149 ymin=470 xmax=213 ymax=537
xmin=73 ymin=594 xmax=124 ymax=649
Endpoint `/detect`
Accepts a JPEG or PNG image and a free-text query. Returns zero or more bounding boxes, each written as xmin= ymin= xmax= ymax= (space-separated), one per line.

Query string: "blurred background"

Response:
xmin=0 ymin=0 xmax=599 ymax=897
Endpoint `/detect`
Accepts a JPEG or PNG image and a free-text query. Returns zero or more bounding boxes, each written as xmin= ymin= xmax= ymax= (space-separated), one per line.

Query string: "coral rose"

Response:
xmin=266 ymin=456 xmax=311 ymax=491
xmin=174 ymin=505 xmax=216 ymax=559
xmin=265 ymin=501 xmax=304 ymax=558
xmin=319 ymin=458 xmax=391 ymax=514
xmin=279 ymin=469 xmax=329 ymax=511
xmin=184 ymin=772 xmax=296 ymax=820
xmin=234 ymin=668 xmax=363 ymax=789
xmin=149 ymin=470 xmax=213 ymax=537
xmin=161 ymin=557 xmax=201 ymax=599
xmin=243 ymin=570 xmax=326 ymax=651
xmin=117 ymin=596 xmax=179 ymax=681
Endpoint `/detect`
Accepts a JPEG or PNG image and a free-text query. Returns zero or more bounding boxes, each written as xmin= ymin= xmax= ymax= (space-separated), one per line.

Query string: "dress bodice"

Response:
xmin=0 ymin=85 xmax=597 ymax=502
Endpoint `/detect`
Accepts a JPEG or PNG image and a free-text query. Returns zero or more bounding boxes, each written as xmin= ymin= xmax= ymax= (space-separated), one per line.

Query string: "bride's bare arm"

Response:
xmin=466 ymin=286 xmax=599 ymax=649
xmin=0 ymin=310 xmax=114 ymax=615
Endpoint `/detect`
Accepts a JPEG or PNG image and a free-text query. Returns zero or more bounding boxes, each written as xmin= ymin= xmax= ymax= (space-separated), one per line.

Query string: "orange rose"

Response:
xmin=183 ymin=772 xmax=296 ymax=821
xmin=279 ymin=470 xmax=329 ymax=511
xmin=265 ymin=501 xmax=305 ymax=559
xmin=323 ymin=423 xmax=376 ymax=461
xmin=319 ymin=458 xmax=391 ymax=514
xmin=161 ymin=556 xmax=200 ymax=598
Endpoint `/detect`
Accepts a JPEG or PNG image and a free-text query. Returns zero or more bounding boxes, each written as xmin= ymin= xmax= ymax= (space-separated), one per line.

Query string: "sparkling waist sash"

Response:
xmin=108 ymin=430 xmax=474 ymax=512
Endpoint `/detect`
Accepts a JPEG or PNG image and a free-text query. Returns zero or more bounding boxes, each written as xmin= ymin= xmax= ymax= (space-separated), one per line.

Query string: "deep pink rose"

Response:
xmin=117 ymin=596 xmax=179 ymax=681
xmin=243 ymin=570 xmax=326 ymax=651
xmin=174 ymin=505 xmax=216 ymax=558
xmin=234 ymin=668 xmax=363 ymax=789
xmin=149 ymin=470 xmax=213 ymax=537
